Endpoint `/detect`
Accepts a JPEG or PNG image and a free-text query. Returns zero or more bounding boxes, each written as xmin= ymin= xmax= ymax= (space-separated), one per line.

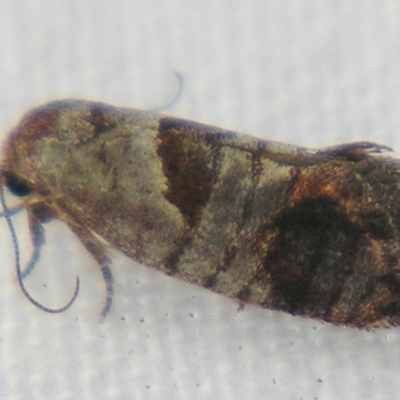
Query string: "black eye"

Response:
xmin=4 ymin=172 xmax=33 ymax=197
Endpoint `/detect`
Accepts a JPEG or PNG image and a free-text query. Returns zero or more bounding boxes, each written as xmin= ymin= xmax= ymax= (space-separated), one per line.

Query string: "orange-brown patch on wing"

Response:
xmin=289 ymin=163 xmax=363 ymax=212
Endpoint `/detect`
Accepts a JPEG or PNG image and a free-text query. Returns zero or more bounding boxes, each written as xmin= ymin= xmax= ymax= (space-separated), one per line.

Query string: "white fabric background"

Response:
xmin=0 ymin=1 xmax=399 ymax=399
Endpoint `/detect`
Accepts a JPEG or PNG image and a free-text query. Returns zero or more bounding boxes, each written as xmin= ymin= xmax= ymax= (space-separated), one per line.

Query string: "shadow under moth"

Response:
xmin=1 ymin=99 xmax=399 ymax=327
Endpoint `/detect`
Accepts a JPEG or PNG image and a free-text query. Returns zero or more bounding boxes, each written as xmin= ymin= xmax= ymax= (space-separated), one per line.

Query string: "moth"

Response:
xmin=1 ymin=99 xmax=400 ymax=327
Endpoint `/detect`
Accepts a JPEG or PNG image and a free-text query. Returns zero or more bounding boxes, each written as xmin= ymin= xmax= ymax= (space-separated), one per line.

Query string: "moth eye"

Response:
xmin=4 ymin=172 xmax=33 ymax=197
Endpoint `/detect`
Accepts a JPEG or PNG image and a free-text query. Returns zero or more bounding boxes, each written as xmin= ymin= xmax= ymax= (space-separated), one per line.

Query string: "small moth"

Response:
xmin=1 ymin=99 xmax=400 ymax=327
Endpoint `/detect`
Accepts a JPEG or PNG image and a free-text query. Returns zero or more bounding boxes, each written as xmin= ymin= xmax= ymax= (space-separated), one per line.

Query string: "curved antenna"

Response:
xmin=20 ymin=242 xmax=41 ymax=279
xmin=0 ymin=183 xmax=80 ymax=313
xmin=151 ymin=71 xmax=184 ymax=112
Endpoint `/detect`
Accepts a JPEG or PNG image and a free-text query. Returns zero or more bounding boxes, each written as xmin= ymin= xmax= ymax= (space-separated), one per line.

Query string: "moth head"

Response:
xmin=1 ymin=104 xmax=61 ymax=197
xmin=0 ymin=100 xmax=86 ymax=200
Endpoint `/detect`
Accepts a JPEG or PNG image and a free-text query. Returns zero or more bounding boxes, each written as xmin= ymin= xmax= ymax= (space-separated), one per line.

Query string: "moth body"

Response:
xmin=2 ymin=100 xmax=400 ymax=327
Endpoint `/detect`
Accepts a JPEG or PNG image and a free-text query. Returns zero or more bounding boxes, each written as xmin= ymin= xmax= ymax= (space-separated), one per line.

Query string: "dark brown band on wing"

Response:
xmin=157 ymin=117 xmax=222 ymax=228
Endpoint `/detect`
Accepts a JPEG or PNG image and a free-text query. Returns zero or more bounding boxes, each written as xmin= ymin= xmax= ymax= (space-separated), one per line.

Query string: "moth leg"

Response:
xmin=0 ymin=184 xmax=79 ymax=313
xmin=21 ymin=209 xmax=46 ymax=279
xmin=260 ymin=141 xmax=393 ymax=167
xmin=66 ymin=221 xmax=114 ymax=319
xmin=0 ymin=198 xmax=37 ymax=278
xmin=23 ymin=207 xmax=80 ymax=312
xmin=316 ymin=141 xmax=392 ymax=161
xmin=0 ymin=204 xmax=24 ymax=218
